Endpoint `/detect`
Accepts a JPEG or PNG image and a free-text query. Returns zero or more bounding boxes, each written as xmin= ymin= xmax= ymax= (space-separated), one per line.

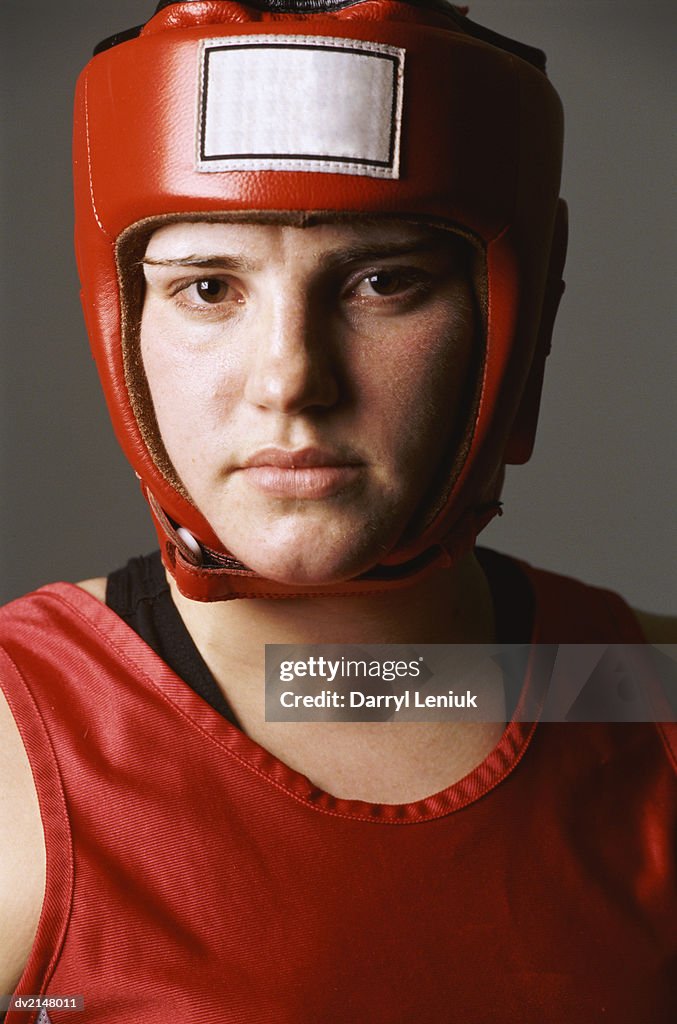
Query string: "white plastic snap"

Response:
xmin=176 ymin=526 xmax=203 ymax=565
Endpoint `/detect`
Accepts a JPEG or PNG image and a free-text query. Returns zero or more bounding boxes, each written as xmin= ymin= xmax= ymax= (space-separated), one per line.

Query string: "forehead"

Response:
xmin=141 ymin=218 xmax=468 ymax=264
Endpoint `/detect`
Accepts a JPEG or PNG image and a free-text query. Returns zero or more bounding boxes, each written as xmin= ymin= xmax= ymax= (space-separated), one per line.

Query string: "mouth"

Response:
xmin=239 ymin=447 xmax=363 ymax=499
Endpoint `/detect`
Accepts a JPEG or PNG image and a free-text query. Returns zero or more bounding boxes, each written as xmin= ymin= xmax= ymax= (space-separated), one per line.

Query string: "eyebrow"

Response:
xmin=320 ymin=237 xmax=456 ymax=267
xmin=142 ymin=255 xmax=258 ymax=272
xmin=141 ymin=236 xmax=461 ymax=273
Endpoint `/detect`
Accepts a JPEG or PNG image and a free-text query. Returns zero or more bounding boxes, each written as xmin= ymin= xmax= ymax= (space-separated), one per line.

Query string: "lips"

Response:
xmin=239 ymin=447 xmax=363 ymax=499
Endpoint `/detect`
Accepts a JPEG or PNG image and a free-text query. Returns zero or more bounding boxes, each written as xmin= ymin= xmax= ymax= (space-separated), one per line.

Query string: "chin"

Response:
xmin=211 ymin=504 xmax=406 ymax=587
xmin=222 ymin=531 xmax=388 ymax=589
xmin=239 ymin=552 xmax=369 ymax=589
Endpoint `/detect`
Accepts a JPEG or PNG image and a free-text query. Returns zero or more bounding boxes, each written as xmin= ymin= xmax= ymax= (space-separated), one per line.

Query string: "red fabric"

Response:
xmin=1 ymin=563 xmax=675 ymax=1022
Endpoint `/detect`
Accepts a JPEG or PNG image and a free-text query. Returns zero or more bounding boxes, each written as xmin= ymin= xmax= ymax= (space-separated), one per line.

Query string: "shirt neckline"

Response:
xmin=36 ymin=575 xmax=547 ymax=824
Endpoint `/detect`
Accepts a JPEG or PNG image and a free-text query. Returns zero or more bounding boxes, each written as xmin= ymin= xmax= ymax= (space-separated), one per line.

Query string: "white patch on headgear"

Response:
xmin=198 ymin=34 xmax=404 ymax=178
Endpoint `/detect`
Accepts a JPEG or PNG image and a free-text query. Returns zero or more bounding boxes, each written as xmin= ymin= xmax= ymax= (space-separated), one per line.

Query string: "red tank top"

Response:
xmin=1 ymin=560 xmax=675 ymax=1023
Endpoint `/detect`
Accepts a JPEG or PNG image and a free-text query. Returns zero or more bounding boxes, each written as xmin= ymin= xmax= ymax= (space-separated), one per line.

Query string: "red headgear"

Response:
xmin=73 ymin=0 xmax=566 ymax=601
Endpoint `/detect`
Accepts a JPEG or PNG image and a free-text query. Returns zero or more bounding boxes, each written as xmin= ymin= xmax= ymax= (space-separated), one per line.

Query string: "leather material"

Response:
xmin=146 ymin=481 xmax=501 ymax=601
xmin=73 ymin=2 xmax=565 ymax=599
xmin=2 ymin=563 xmax=675 ymax=1022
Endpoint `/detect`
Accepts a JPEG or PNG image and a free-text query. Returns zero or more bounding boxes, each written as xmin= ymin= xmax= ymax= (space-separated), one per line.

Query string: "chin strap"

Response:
xmin=143 ymin=484 xmax=501 ymax=602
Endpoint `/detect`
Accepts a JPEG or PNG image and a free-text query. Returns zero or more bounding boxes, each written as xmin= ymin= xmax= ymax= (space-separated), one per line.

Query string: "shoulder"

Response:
xmin=511 ymin=558 xmax=645 ymax=643
xmin=0 ymin=593 xmax=54 ymax=991
xmin=0 ymin=581 xmax=106 ymax=648
xmin=76 ymin=576 xmax=107 ymax=603
xmin=517 ymin=556 xmax=677 ymax=642
xmin=0 ymin=582 xmax=107 ymax=992
xmin=631 ymin=608 xmax=677 ymax=644
xmin=0 ymin=683 xmax=45 ymax=993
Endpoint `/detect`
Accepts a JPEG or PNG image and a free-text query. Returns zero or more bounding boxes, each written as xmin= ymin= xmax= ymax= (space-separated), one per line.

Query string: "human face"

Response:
xmin=140 ymin=220 xmax=476 ymax=586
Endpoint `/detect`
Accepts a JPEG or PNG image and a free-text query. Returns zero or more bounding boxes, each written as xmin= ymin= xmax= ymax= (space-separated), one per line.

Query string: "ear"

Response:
xmin=504 ymin=198 xmax=568 ymax=465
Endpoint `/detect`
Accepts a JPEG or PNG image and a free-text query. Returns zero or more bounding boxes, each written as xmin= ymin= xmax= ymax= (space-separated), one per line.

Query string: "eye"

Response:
xmin=194 ymin=278 xmax=231 ymax=304
xmin=345 ymin=266 xmax=432 ymax=309
xmin=360 ymin=270 xmax=407 ymax=296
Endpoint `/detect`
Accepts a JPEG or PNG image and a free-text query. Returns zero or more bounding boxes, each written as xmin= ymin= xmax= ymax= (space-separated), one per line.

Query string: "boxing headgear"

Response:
xmin=73 ymin=0 xmax=566 ymax=601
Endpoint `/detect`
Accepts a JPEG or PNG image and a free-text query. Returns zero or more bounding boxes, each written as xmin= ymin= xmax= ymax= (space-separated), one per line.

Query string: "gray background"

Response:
xmin=1 ymin=1 xmax=675 ymax=609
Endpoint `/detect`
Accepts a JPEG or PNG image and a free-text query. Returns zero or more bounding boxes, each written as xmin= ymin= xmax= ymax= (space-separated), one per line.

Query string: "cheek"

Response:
xmin=141 ymin=310 xmax=239 ymax=440
xmin=354 ymin=299 xmax=475 ymax=477
xmin=139 ymin=316 xmax=246 ymax=501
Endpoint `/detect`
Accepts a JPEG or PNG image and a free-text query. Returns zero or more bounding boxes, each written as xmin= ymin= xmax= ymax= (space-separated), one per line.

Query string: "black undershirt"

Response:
xmin=106 ymin=551 xmax=240 ymax=726
xmin=105 ymin=548 xmax=535 ymax=726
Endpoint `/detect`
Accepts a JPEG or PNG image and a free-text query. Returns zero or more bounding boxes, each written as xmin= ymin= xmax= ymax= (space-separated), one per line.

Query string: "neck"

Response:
xmin=168 ymin=552 xmax=504 ymax=804
xmin=169 ymin=551 xmax=495 ymax=654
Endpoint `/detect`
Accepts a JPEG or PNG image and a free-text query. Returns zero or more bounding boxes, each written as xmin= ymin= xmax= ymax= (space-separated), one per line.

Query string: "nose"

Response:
xmin=244 ymin=293 xmax=340 ymax=414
